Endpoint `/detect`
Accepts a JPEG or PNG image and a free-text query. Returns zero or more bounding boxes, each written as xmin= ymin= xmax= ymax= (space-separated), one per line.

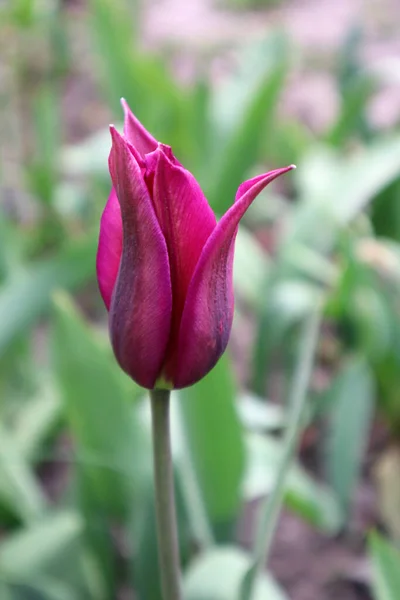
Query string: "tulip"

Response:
xmin=96 ymin=100 xmax=294 ymax=390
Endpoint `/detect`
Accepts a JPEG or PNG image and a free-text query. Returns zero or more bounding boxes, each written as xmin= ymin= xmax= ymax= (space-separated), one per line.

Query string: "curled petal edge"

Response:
xmin=96 ymin=188 xmax=123 ymax=311
xmin=171 ymin=165 xmax=296 ymax=389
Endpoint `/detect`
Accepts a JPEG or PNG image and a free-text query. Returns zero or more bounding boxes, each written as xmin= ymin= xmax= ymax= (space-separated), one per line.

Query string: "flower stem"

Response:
xmin=240 ymin=307 xmax=322 ymax=600
xmin=150 ymin=389 xmax=182 ymax=600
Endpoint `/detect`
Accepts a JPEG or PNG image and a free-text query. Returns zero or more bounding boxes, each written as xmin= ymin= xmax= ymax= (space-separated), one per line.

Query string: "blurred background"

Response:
xmin=1 ymin=0 xmax=400 ymax=598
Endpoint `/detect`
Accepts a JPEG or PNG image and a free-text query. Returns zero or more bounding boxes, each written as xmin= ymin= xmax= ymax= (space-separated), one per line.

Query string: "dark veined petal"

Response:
xmin=121 ymin=99 xmax=158 ymax=157
xmin=108 ymin=127 xmax=172 ymax=389
xmin=96 ymin=188 xmax=123 ymax=310
xmin=170 ymin=165 xmax=295 ymax=389
xmin=95 ymin=142 xmax=145 ymax=311
xmin=144 ymin=144 xmax=217 ymax=376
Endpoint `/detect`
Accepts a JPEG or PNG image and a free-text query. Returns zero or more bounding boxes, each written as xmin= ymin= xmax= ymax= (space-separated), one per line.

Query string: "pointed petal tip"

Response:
xmin=120 ymin=102 xmax=158 ymax=156
xmin=279 ymin=164 xmax=296 ymax=173
xmin=120 ymin=97 xmax=129 ymax=114
xmin=109 ymin=125 xmax=120 ymax=148
xmin=109 ymin=124 xmax=123 ymax=144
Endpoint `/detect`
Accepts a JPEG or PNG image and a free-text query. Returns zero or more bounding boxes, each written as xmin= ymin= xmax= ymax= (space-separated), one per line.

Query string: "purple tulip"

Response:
xmin=96 ymin=100 xmax=294 ymax=390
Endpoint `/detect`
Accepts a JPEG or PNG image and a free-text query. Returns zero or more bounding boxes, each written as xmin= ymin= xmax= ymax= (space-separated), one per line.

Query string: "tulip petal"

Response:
xmin=171 ymin=165 xmax=295 ymax=388
xmin=108 ymin=127 xmax=172 ymax=389
xmin=145 ymin=144 xmax=217 ymax=367
xmin=96 ymin=188 xmax=123 ymax=310
xmin=96 ymin=136 xmax=146 ymax=311
xmin=121 ymin=99 xmax=158 ymax=157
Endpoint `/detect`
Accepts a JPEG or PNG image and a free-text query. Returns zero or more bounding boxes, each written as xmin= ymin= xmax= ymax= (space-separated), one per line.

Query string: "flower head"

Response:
xmin=96 ymin=100 xmax=294 ymax=389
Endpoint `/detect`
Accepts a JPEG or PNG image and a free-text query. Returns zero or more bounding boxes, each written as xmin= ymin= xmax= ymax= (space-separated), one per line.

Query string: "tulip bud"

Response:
xmin=96 ymin=100 xmax=295 ymax=389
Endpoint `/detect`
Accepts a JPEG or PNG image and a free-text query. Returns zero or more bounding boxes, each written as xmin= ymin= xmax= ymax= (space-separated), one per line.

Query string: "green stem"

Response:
xmin=241 ymin=308 xmax=322 ymax=600
xmin=150 ymin=389 xmax=182 ymax=600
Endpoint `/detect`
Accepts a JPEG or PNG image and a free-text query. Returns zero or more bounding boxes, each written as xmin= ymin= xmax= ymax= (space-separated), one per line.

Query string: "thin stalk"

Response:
xmin=150 ymin=389 xmax=182 ymax=600
xmin=241 ymin=307 xmax=322 ymax=600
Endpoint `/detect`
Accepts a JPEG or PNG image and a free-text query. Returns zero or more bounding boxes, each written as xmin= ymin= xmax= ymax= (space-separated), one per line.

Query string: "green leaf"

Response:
xmin=52 ymin=294 xmax=152 ymax=597
xmin=233 ymin=227 xmax=270 ymax=310
xmin=7 ymin=0 xmax=35 ymax=27
xmin=61 ymin=127 xmax=113 ymax=178
xmin=13 ymin=380 xmax=61 ymax=461
xmin=0 ymin=216 xmax=24 ymax=280
xmin=51 ymin=292 xmax=151 ymax=517
xmin=252 ymin=276 xmax=321 ymax=395
xmin=28 ymin=85 xmax=60 ymax=204
xmin=244 ymin=432 xmax=342 ymax=533
xmin=186 ymin=77 xmax=211 ymax=175
xmin=327 ymin=26 xmax=373 ymax=146
xmin=336 ymin=138 xmax=400 ymax=224
xmin=131 ymin=477 xmax=189 ymax=600
xmin=0 ymin=583 xmax=12 ymax=600
xmin=183 ymin=546 xmax=287 ymax=600
xmin=325 ymin=357 xmax=375 ymax=518
xmin=342 ymin=277 xmax=393 ymax=362
xmin=295 ymin=137 xmax=400 ymax=250
xmin=326 ymin=76 xmax=375 ymax=147
xmin=371 ymin=178 xmax=400 ymax=242
xmin=178 ymin=355 xmax=245 ymax=536
xmin=7 ymin=576 xmax=79 ymax=600
xmin=89 ymin=0 xmax=138 ymax=115
xmin=211 ymin=34 xmax=287 ymax=140
xmin=0 ymin=512 xmax=82 ymax=580
xmin=0 ymin=234 xmax=97 ymax=357
xmin=208 ymin=34 xmax=289 ymax=213
xmin=89 ymin=0 xmax=189 ymax=157
xmin=129 ymin=483 xmax=163 ymax=600
xmin=241 ymin=309 xmax=322 ymax=600
xmin=238 ymin=394 xmax=285 ymax=432
xmin=369 ymin=531 xmax=400 ymax=600
xmin=0 ymin=423 xmax=46 ymax=523
xmin=374 ymin=447 xmax=400 ymax=541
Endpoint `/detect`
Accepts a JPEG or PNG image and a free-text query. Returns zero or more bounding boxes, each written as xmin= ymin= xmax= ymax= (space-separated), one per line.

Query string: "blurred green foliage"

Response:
xmin=1 ymin=0 xmax=400 ymax=597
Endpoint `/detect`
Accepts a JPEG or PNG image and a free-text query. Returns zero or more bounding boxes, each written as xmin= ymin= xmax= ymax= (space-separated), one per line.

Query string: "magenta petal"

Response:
xmin=146 ymin=144 xmax=217 ymax=364
xmin=108 ymin=127 xmax=172 ymax=389
xmin=96 ymin=188 xmax=123 ymax=311
xmin=121 ymin=99 xmax=158 ymax=158
xmin=171 ymin=165 xmax=295 ymax=388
